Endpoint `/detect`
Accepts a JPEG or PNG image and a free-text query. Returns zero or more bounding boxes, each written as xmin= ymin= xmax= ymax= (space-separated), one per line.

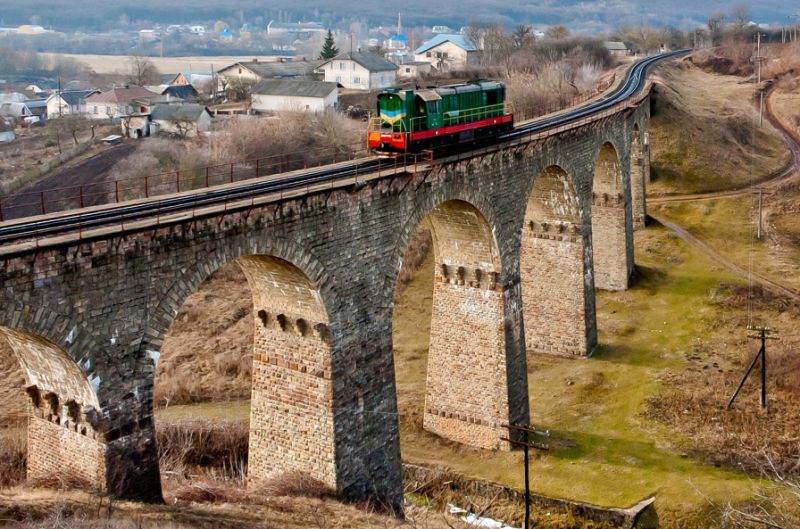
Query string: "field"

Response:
xmin=40 ymin=53 xmax=282 ymax=75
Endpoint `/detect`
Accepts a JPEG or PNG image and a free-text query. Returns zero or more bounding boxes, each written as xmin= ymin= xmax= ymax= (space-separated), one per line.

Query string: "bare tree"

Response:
xmin=545 ymin=25 xmax=569 ymax=40
xmin=708 ymin=12 xmax=726 ymax=46
xmin=170 ymin=117 xmax=196 ymax=139
xmin=127 ymin=54 xmax=160 ymax=86
xmin=512 ymin=24 xmax=534 ymax=49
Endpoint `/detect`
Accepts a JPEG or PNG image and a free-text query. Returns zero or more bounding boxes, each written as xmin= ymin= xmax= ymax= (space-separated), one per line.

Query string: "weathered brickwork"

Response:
xmin=0 ymin=98 xmax=651 ymax=506
xmin=591 ymin=142 xmax=632 ymax=291
xmin=520 ymin=166 xmax=595 ymax=356
xmin=630 ymin=125 xmax=646 ymax=230
xmin=239 ymin=256 xmax=337 ymax=489
xmin=27 ymin=414 xmax=106 ymax=488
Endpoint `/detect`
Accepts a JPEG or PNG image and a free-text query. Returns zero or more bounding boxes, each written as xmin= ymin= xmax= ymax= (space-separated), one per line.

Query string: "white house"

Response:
xmin=85 ymin=86 xmax=159 ymax=120
xmin=397 ymin=61 xmax=433 ymax=79
xmin=46 ymin=90 xmax=99 ymax=118
xmin=216 ymin=59 xmax=315 ymax=94
xmin=414 ymin=34 xmax=478 ymax=71
xmin=315 ymin=51 xmax=398 ymax=91
xmin=603 ymin=41 xmax=633 ymax=57
xmin=251 ymin=80 xmax=338 ymax=113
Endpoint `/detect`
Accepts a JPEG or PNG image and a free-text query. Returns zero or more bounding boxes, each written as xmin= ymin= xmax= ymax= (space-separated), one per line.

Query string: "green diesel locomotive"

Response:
xmin=368 ymin=80 xmax=513 ymax=153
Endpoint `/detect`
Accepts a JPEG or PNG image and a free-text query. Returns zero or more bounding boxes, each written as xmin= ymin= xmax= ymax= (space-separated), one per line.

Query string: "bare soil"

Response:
xmin=1 ymin=142 xmax=137 ymax=219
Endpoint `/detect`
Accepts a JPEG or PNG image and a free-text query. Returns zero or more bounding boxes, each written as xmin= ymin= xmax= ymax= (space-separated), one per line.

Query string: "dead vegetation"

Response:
xmin=109 ymin=111 xmax=365 ymax=199
xmin=155 ymin=263 xmax=253 ymax=407
xmin=647 ymin=284 xmax=800 ymax=478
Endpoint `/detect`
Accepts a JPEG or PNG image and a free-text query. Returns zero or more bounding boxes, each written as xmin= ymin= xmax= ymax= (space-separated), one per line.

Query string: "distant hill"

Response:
xmin=2 ymin=0 xmax=794 ymax=33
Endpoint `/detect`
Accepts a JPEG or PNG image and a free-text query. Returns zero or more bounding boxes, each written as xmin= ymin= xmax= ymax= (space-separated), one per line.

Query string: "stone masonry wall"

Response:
xmin=520 ymin=165 xmax=594 ymax=356
xmin=425 ymin=279 xmax=509 ymax=450
xmin=0 ymin=101 xmax=648 ymax=505
xmin=630 ymin=128 xmax=646 ymax=230
xmin=249 ymin=323 xmax=336 ymax=488
xmin=520 ymin=229 xmax=589 ymax=356
xmin=27 ymin=413 xmax=105 ymax=489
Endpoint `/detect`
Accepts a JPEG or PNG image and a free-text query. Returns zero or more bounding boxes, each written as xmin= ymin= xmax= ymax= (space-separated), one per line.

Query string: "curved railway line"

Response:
xmin=0 ymin=50 xmax=688 ymax=246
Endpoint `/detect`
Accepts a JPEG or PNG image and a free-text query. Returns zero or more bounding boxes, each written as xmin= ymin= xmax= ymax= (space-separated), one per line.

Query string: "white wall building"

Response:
xmin=251 ymin=80 xmax=338 ymax=113
xmin=46 ymin=90 xmax=99 ymax=118
xmin=414 ymin=34 xmax=478 ymax=71
xmin=315 ymin=51 xmax=398 ymax=91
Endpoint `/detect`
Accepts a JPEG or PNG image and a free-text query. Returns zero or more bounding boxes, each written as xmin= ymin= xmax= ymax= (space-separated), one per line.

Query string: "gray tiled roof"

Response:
xmin=57 ymin=90 xmax=98 ymax=106
xmin=252 ymin=79 xmax=338 ymax=98
xmin=150 ymin=103 xmax=208 ymax=121
xmin=237 ymin=60 xmax=316 ymax=78
xmin=321 ymin=52 xmax=398 ymax=72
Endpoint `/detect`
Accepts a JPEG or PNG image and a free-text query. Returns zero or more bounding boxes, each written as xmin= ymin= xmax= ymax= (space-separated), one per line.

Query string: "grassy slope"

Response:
xmin=394 ymin=226 xmax=756 ymax=526
xmin=649 ymin=61 xmax=790 ymax=196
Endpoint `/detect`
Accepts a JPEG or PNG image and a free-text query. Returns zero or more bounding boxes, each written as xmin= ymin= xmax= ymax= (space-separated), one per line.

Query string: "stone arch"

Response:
xmin=630 ymin=123 xmax=647 ymax=230
xmin=520 ymin=165 xmax=597 ymax=356
xmin=142 ymin=236 xmax=334 ymax=357
xmin=392 ymin=198 xmax=518 ymax=451
xmin=0 ymin=327 xmax=105 ymax=490
xmin=591 ymin=141 xmax=630 ymax=291
xmin=148 ymin=240 xmax=340 ymax=490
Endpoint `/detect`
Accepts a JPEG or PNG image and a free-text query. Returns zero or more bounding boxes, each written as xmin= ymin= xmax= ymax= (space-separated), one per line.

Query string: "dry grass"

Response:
xmin=647 ymin=283 xmax=800 ymax=478
xmin=155 ymin=263 xmax=253 ymax=407
xmin=110 ymin=112 xmax=366 ymax=200
xmin=692 ymin=41 xmax=800 ymax=81
xmin=0 ymin=424 xmax=26 ymax=487
xmin=648 ymin=59 xmax=791 ymax=195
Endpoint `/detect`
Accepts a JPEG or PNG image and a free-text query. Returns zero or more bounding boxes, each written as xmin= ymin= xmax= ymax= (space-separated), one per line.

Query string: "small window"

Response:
xmin=238 ymin=68 xmax=242 ymax=74
xmin=340 ymin=62 xmax=346 ymax=70
xmin=353 ymin=76 xmax=361 ymax=84
xmin=335 ymin=75 xmax=341 ymax=83
xmin=92 ymin=106 xmax=97 ymax=114
xmin=426 ymin=51 xmax=432 ymax=57
xmin=405 ymin=67 xmax=411 ymax=73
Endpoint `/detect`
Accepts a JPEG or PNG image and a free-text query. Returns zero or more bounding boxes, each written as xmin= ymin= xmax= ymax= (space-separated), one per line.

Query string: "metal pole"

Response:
xmin=524 ymin=428 xmax=530 ymax=529
xmin=759 ymin=92 xmax=764 ymax=128
xmin=727 ymin=344 xmax=764 ymax=409
xmin=757 ymin=188 xmax=763 ymax=239
xmin=761 ymin=330 xmax=767 ymax=410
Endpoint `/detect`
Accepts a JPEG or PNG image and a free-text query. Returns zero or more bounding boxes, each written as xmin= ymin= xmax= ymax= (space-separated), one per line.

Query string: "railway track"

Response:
xmin=0 ymin=50 xmax=687 ymax=246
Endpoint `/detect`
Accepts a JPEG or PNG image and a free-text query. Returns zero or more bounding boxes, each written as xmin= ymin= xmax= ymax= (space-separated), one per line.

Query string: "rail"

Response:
xmin=0 ymin=50 xmax=687 ymax=252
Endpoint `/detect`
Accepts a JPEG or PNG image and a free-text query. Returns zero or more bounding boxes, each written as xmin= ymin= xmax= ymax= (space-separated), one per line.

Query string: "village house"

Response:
xmin=251 ymin=79 xmax=338 ymax=113
xmin=397 ymin=61 xmax=433 ymax=79
xmin=46 ymin=90 xmax=99 ymax=118
xmin=414 ymin=34 xmax=478 ymax=71
xmin=603 ymin=41 xmax=634 ymax=57
xmin=150 ymin=103 xmax=212 ymax=138
xmin=161 ymin=84 xmax=200 ymax=101
xmin=315 ymin=51 xmax=398 ymax=91
xmin=167 ymin=71 xmax=213 ymax=89
xmin=85 ymin=86 xmax=159 ymax=120
xmin=216 ymin=59 xmax=316 ymax=94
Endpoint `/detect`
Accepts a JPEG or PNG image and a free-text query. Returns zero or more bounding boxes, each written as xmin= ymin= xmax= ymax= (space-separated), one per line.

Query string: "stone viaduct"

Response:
xmin=0 ymin=90 xmax=651 ymax=509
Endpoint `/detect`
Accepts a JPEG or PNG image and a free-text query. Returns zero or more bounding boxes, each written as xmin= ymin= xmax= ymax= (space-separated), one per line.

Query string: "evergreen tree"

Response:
xmin=320 ymin=29 xmax=339 ymax=59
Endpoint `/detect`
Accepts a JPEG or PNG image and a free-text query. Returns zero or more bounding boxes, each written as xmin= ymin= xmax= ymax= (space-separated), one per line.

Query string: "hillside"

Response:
xmin=649 ymin=59 xmax=791 ymax=195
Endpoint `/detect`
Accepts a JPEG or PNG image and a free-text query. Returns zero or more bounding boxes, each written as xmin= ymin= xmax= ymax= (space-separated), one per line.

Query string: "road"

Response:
xmin=648 ymin=81 xmax=800 ymax=301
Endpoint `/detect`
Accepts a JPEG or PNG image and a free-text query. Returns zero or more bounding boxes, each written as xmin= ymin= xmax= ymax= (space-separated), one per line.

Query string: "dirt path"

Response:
xmin=1 ymin=142 xmax=135 ymax=220
xmin=648 ymin=83 xmax=800 ymax=301
xmin=649 ymin=83 xmax=800 ymax=205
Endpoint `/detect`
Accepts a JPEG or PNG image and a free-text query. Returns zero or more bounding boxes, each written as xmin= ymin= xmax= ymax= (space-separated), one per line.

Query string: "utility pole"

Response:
xmin=727 ymin=327 xmax=776 ymax=411
xmin=757 ymin=187 xmax=763 ymax=239
xmin=501 ymin=423 xmax=549 ymax=529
